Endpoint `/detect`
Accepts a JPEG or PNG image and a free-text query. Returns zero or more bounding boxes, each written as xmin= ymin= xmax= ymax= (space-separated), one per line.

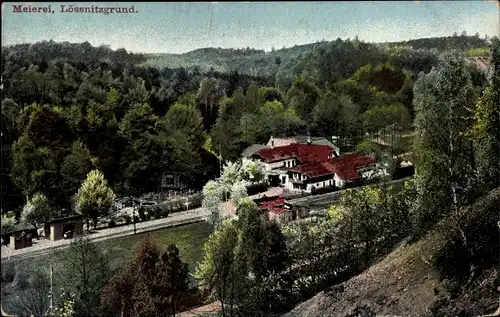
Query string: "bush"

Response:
xmin=108 ymin=220 xmax=117 ymax=228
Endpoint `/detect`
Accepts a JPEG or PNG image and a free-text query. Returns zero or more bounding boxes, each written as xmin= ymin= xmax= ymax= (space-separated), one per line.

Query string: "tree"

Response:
xmin=285 ymin=78 xmax=321 ymax=122
xmin=220 ymin=161 xmax=242 ymax=189
xmin=21 ymin=193 xmax=55 ymax=230
xmin=202 ymin=180 xmax=223 ymax=228
xmin=56 ymin=237 xmax=111 ymax=317
xmin=162 ymin=103 xmax=206 ymax=150
xmin=11 ymin=134 xmax=60 ymax=205
xmin=195 ymin=220 xmax=245 ymax=316
xmin=241 ymin=159 xmax=267 ymax=184
xmin=1 ymin=213 xmax=17 ymax=235
xmin=471 ymin=39 xmax=500 ymax=187
xmin=230 ymin=180 xmax=248 ymax=204
xmin=9 ymin=264 xmax=50 ymax=317
xmin=156 ymin=244 xmax=190 ymax=316
xmin=74 ymin=170 xmax=116 ymax=230
xmin=100 ymin=236 xmax=191 ymax=317
xmin=413 ymin=51 xmax=476 ymax=234
xmin=60 ymin=141 xmax=94 ymax=201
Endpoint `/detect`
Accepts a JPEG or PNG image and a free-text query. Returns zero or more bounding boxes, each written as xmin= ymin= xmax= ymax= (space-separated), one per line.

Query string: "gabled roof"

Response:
xmin=324 ymin=153 xmax=377 ymax=180
xmin=254 ymin=143 xmax=334 ymax=164
xmin=289 ymin=153 xmax=377 ymax=181
xmin=255 ymin=195 xmax=288 ymax=214
xmin=289 ymin=162 xmax=334 ymax=178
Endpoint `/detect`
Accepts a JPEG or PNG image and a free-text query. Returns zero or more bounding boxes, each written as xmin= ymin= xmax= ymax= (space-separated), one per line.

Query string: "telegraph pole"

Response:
xmin=49 ymin=265 xmax=54 ymax=315
xmin=132 ymin=197 xmax=137 ymax=235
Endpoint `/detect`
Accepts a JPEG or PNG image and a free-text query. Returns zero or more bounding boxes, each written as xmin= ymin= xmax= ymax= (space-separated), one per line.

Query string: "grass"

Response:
xmin=1 ymin=221 xmax=213 ymax=312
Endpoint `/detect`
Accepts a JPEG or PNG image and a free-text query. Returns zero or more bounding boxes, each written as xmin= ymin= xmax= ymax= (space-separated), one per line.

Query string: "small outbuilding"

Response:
xmin=45 ymin=215 xmax=85 ymax=241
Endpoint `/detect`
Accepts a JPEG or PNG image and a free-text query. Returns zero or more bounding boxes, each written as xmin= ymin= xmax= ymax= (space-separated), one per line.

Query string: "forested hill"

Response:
xmin=142 ymin=35 xmax=490 ymax=76
xmin=388 ymin=34 xmax=489 ymax=52
xmin=2 ymin=40 xmax=146 ymax=68
xmin=0 ymin=35 xmax=492 ymax=212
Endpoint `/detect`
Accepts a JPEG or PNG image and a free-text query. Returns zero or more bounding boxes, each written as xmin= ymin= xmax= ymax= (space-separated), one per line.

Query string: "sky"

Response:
xmin=1 ymin=1 xmax=499 ymax=54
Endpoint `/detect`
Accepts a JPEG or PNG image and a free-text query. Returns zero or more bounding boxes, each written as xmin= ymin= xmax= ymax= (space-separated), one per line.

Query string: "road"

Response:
xmin=1 ymin=207 xmax=210 ymax=263
xmin=0 ymin=187 xmax=284 ymax=263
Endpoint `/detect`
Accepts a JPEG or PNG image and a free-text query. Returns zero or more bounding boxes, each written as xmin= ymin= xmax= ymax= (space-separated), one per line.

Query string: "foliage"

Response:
xmin=467 ymin=47 xmax=489 ymax=57
xmin=196 ymin=197 xmax=291 ymax=315
xmin=470 ymin=39 xmax=500 ymax=187
xmin=74 ymin=170 xmax=116 ymax=228
xmin=9 ymin=265 xmax=51 ymax=317
xmin=50 ymin=291 xmax=76 ymax=317
xmin=230 ymin=180 xmax=248 ymax=205
xmin=60 ymin=141 xmax=94 ymax=200
xmin=22 ymin=193 xmax=55 ymax=229
xmin=56 ymin=237 xmax=111 ymax=317
xmin=1 ymin=213 xmax=17 ymax=234
xmin=100 ymin=235 xmax=191 ymax=317
xmin=240 ymin=159 xmax=267 ymax=183
xmin=202 ymin=180 xmax=223 ymax=228
xmin=412 ymin=51 xmax=476 ymax=234
xmin=194 ymin=220 xmax=244 ymax=316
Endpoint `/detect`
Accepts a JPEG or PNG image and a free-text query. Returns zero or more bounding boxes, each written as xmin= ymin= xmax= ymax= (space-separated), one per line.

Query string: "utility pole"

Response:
xmin=49 ymin=265 xmax=54 ymax=315
xmin=131 ymin=197 xmax=137 ymax=235
xmin=133 ymin=200 xmax=137 ymax=235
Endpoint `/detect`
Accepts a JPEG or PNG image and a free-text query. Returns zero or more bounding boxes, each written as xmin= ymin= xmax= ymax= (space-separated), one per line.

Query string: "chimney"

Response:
xmin=270 ymin=136 xmax=274 ymax=148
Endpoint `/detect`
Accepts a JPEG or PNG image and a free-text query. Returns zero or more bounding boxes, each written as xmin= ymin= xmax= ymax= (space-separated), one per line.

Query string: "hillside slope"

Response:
xmin=283 ymin=188 xmax=500 ymax=317
xmin=140 ymin=35 xmax=489 ymax=76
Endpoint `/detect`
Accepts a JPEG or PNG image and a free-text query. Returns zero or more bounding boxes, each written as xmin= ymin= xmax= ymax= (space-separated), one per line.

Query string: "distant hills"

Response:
xmin=141 ymin=35 xmax=491 ymax=76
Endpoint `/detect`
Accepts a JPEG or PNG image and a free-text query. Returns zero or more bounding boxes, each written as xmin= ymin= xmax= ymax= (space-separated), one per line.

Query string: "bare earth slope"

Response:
xmin=284 ymin=188 xmax=500 ymax=317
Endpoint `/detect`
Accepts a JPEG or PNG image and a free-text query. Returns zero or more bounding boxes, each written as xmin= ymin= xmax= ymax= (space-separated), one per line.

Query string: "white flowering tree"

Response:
xmin=230 ymin=180 xmax=249 ymax=205
xmin=21 ymin=193 xmax=55 ymax=230
xmin=74 ymin=170 xmax=116 ymax=230
xmin=241 ymin=159 xmax=267 ymax=184
xmin=202 ymin=180 xmax=223 ymax=228
xmin=220 ymin=161 xmax=242 ymax=187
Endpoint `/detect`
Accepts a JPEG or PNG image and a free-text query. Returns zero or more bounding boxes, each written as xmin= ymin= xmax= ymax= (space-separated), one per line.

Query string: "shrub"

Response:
xmin=108 ymin=220 xmax=117 ymax=228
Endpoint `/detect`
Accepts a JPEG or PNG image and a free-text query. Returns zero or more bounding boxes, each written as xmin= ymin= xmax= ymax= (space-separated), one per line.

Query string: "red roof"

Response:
xmin=289 ymin=153 xmax=376 ymax=181
xmin=256 ymin=196 xmax=287 ymax=214
xmin=289 ymin=162 xmax=333 ymax=178
xmin=255 ymin=143 xmax=334 ymax=164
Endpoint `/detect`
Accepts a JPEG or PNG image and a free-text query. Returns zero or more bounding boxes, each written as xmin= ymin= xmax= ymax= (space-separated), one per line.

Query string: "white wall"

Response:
xmin=334 ymin=174 xmax=346 ymax=188
xmin=305 ymin=177 xmax=335 ymax=192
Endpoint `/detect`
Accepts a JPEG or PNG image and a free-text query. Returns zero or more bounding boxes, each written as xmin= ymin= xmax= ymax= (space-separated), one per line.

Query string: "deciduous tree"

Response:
xmin=74 ymin=170 xmax=116 ymax=229
xmin=56 ymin=237 xmax=111 ymax=317
xmin=21 ymin=193 xmax=55 ymax=230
